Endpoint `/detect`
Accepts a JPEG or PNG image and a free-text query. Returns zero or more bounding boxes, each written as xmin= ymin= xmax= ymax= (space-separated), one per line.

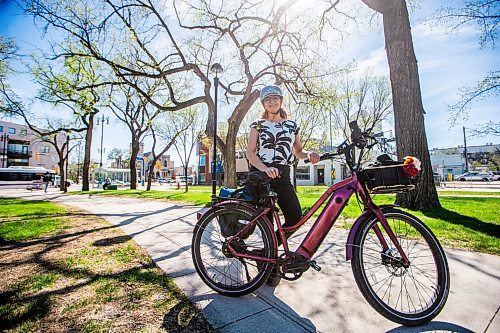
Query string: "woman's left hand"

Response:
xmin=308 ymin=152 xmax=320 ymax=164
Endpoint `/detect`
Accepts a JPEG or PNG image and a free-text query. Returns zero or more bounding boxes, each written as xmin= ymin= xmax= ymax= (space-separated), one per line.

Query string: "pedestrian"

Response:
xmin=246 ymin=85 xmax=320 ymax=286
xmin=42 ymin=172 xmax=51 ymax=193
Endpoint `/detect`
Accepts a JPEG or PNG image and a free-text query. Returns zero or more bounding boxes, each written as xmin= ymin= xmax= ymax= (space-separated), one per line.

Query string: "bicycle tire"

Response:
xmin=192 ymin=205 xmax=275 ymax=296
xmin=351 ymin=209 xmax=450 ymax=326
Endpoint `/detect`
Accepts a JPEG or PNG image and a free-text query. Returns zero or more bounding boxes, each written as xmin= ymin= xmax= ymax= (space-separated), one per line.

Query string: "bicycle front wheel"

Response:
xmin=192 ymin=205 xmax=275 ymax=297
xmin=351 ymin=209 xmax=450 ymax=326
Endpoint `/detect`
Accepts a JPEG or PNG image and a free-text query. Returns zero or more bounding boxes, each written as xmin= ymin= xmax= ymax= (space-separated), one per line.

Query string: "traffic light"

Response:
xmin=35 ymin=152 xmax=39 ymax=160
xmin=156 ymin=161 xmax=162 ymax=171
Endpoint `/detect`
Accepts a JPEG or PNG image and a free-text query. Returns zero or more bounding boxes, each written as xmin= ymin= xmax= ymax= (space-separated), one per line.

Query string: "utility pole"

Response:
xmin=76 ymin=141 xmax=81 ymax=184
xmin=64 ymin=135 xmax=70 ymax=193
xmin=463 ymin=126 xmax=468 ymax=172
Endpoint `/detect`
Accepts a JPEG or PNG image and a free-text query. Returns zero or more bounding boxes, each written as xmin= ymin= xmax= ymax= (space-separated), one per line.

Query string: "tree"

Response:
xmin=329 ymin=71 xmax=393 ymax=137
xmin=29 ymin=55 xmax=108 ymax=191
xmin=173 ymin=0 xmax=330 ymax=187
xmin=0 ymin=36 xmax=17 ymax=78
xmin=170 ymin=107 xmax=206 ymax=192
xmin=289 ymin=92 xmax=330 ymax=188
xmin=144 ymin=115 xmax=189 ymax=191
xmin=351 ymin=0 xmax=441 ymax=210
xmin=107 ymin=148 xmax=129 ymax=169
xmin=25 ymin=0 xmax=334 ymax=188
xmin=0 ymin=36 xmax=19 ymax=116
xmin=107 ymin=84 xmax=159 ymax=190
xmin=1 ymin=62 xmax=83 ymax=192
xmin=488 ymin=148 xmax=500 ymax=171
xmin=431 ymin=1 xmax=499 ymax=123
xmin=469 ymin=121 xmax=500 ymax=137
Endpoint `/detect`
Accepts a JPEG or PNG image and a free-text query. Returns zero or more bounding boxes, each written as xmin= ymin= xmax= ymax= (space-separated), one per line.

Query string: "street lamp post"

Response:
xmin=96 ymin=114 xmax=109 ymax=168
xmin=1 ymin=133 xmax=9 ymax=168
xmin=210 ymin=63 xmax=223 ymax=201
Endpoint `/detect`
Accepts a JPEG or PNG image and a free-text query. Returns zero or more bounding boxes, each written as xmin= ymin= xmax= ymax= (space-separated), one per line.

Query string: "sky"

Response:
xmin=0 ymin=0 xmax=499 ymax=166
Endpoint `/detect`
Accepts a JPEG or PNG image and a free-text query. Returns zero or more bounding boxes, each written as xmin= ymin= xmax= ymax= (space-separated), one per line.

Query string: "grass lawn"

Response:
xmin=0 ymin=198 xmax=215 ymax=333
xmin=73 ymin=188 xmax=500 ymax=254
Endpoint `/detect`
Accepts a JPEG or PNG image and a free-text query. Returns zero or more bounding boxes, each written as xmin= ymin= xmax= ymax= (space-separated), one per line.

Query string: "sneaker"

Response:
xmin=266 ymin=266 xmax=281 ymax=286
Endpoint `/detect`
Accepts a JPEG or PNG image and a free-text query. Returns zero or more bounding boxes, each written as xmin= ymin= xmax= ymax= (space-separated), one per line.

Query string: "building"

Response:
xmin=0 ymin=120 xmax=63 ymax=171
xmin=142 ymin=152 xmax=174 ymax=179
xmin=430 ymin=143 xmax=499 ymax=179
xmin=296 ymin=159 xmax=344 ymax=186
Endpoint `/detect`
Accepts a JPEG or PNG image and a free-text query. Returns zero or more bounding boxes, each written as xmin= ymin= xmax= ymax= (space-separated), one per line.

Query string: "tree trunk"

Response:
xmin=224 ymin=129 xmax=238 ymax=188
xmin=222 ymin=91 xmax=260 ymax=188
xmin=375 ymin=0 xmax=441 ymax=210
xmin=184 ymin=165 xmax=188 ymax=192
xmin=81 ymin=115 xmax=94 ymax=191
xmin=58 ymin=151 xmax=66 ymax=192
xmin=130 ymin=140 xmax=139 ymax=190
xmin=146 ymin=159 xmax=154 ymax=191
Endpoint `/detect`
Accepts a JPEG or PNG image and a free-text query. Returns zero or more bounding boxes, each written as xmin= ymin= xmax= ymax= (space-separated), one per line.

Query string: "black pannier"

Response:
xmin=217 ymin=187 xmax=255 ymax=238
xmin=217 ymin=211 xmax=248 ymax=238
xmin=359 ymin=155 xmax=419 ymax=194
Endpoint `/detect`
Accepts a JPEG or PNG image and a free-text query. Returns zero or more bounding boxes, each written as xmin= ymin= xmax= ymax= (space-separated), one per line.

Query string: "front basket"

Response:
xmin=359 ymin=164 xmax=419 ymax=194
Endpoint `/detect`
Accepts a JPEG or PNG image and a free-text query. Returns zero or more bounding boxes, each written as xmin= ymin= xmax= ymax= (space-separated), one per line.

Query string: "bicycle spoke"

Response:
xmin=354 ymin=211 xmax=449 ymax=323
xmin=193 ymin=207 xmax=272 ymax=294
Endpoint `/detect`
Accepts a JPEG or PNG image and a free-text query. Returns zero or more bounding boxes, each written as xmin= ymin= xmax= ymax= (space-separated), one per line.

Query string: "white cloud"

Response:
xmin=357 ymin=47 xmax=389 ymax=76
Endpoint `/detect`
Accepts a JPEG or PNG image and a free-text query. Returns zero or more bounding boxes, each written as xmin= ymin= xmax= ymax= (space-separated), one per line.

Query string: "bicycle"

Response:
xmin=192 ymin=121 xmax=450 ymax=326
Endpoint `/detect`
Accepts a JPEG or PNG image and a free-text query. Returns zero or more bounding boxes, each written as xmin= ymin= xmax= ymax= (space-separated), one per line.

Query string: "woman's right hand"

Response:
xmin=263 ymin=167 xmax=280 ymax=179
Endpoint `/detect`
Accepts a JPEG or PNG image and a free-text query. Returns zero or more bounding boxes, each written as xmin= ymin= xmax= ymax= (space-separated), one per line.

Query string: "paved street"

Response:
xmin=1 ymin=188 xmax=499 ymax=333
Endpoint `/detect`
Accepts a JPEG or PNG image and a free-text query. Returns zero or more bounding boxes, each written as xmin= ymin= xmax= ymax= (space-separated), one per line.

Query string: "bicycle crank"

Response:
xmin=278 ymin=252 xmax=322 ymax=281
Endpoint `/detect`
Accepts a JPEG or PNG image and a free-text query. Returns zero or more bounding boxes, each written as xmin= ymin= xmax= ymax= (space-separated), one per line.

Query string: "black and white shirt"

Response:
xmin=250 ymin=119 xmax=300 ymax=165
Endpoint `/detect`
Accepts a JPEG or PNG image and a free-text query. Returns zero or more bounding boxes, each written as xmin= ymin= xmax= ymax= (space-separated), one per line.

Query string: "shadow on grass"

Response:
xmin=93 ymin=235 xmax=130 ymax=247
xmin=0 ymin=216 xmax=213 ymax=332
xmin=420 ymin=207 xmax=500 ymax=238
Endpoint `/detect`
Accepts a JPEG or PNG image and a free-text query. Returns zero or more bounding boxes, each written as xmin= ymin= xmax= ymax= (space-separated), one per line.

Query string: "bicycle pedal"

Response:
xmin=309 ymin=260 xmax=321 ymax=271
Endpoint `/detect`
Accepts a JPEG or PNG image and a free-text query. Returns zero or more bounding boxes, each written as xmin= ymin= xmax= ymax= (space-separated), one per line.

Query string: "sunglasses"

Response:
xmin=263 ymin=96 xmax=281 ymax=103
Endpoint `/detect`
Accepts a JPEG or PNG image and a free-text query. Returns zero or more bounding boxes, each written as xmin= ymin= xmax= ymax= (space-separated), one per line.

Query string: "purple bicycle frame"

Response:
xmin=222 ymin=172 xmax=410 ymax=266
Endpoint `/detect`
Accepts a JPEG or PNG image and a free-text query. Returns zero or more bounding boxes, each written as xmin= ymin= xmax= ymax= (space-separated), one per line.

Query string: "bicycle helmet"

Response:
xmin=260 ymin=85 xmax=283 ymax=102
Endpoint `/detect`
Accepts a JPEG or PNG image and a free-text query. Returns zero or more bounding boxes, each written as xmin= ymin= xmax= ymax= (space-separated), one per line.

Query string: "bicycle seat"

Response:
xmin=247 ymin=171 xmax=270 ymax=185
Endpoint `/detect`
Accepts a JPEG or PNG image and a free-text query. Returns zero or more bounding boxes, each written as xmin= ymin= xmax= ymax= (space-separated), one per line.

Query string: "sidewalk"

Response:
xmin=1 ymin=188 xmax=499 ymax=333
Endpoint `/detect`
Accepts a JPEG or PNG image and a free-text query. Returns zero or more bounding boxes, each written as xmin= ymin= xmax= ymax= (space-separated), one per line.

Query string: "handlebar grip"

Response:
xmin=305 ymin=153 xmax=336 ymax=164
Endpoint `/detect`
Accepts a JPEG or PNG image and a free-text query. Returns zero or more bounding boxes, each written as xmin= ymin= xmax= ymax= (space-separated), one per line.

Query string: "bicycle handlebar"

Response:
xmin=304 ymin=152 xmax=339 ymax=164
xmin=303 ymin=120 xmax=380 ymax=169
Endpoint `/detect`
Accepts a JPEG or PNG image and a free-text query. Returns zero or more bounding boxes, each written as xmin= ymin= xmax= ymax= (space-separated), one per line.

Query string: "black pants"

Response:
xmin=250 ymin=164 xmax=302 ymax=228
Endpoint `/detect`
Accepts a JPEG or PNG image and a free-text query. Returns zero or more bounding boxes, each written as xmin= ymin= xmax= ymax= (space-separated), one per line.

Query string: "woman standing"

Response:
xmin=246 ymin=85 xmax=320 ymax=285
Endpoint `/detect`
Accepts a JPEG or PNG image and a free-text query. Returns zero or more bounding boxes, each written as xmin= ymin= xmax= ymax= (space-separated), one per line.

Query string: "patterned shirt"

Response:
xmin=250 ymin=119 xmax=300 ymax=165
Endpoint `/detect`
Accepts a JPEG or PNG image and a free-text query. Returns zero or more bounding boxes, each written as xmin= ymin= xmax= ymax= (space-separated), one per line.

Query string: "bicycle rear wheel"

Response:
xmin=192 ymin=205 xmax=275 ymax=296
xmin=351 ymin=209 xmax=450 ymax=326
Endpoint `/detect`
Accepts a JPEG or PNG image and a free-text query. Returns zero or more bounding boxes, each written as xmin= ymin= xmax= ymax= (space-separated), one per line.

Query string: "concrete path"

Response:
xmin=1 ymin=189 xmax=499 ymax=333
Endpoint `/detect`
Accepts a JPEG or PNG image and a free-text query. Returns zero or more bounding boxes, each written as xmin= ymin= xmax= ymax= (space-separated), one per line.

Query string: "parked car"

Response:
xmin=178 ymin=176 xmax=194 ymax=185
xmin=488 ymin=171 xmax=500 ymax=181
xmin=454 ymin=171 xmax=493 ymax=181
xmin=158 ymin=177 xmax=172 ymax=183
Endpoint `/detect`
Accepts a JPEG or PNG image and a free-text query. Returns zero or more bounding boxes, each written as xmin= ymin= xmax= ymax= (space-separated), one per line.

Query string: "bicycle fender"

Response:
xmin=345 ymin=204 xmax=397 ymax=261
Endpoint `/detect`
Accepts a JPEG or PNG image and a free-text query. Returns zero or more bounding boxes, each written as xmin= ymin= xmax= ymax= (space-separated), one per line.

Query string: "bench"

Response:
xmin=104 ymin=185 xmax=118 ymax=190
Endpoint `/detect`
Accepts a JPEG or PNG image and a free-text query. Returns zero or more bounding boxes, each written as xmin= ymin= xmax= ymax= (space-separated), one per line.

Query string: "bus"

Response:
xmin=0 ymin=166 xmax=55 ymax=186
